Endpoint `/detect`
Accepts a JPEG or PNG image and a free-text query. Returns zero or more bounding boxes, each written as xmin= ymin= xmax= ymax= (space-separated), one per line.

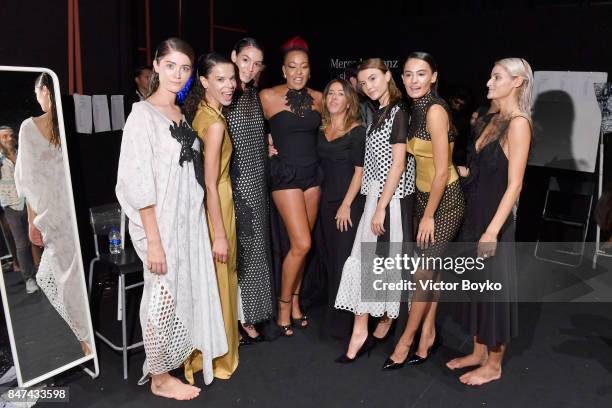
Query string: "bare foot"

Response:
xmin=389 ymin=341 xmax=411 ymax=364
xmin=151 ymin=373 xmax=201 ymax=400
xmin=81 ymin=341 xmax=92 ymax=356
xmin=372 ymin=317 xmax=392 ymax=339
xmin=346 ymin=331 xmax=368 ymax=359
xmin=446 ymin=351 xmax=487 ymax=370
xmin=459 ymin=364 xmax=502 ymax=386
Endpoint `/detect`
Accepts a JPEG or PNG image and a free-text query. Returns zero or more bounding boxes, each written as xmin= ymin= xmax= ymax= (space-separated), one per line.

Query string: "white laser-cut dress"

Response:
xmin=116 ymin=101 xmax=227 ymax=385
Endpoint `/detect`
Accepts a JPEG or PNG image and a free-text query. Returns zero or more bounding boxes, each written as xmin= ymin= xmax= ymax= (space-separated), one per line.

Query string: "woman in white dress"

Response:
xmin=116 ymin=38 xmax=226 ymax=401
xmin=334 ymin=58 xmax=416 ymax=362
xmin=15 ymin=72 xmax=91 ymax=355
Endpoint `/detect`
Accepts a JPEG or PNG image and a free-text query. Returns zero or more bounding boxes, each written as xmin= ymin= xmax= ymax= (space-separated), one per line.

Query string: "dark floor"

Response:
xmin=38 ymin=299 xmax=611 ymax=408
xmin=27 ymin=247 xmax=612 ymax=407
xmin=3 ymin=267 xmax=83 ymax=382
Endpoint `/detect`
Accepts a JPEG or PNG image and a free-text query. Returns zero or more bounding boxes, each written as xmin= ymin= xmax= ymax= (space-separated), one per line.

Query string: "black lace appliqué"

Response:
xmin=285 ymin=88 xmax=313 ymax=118
xmin=169 ymin=121 xmax=205 ymax=189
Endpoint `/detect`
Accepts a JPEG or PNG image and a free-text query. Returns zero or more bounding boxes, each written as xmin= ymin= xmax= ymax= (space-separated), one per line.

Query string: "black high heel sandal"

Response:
xmin=290 ymin=293 xmax=308 ymax=329
xmin=406 ymin=334 xmax=441 ymax=365
xmin=277 ymin=298 xmax=294 ymax=337
xmin=335 ymin=334 xmax=376 ymax=364
xmin=238 ymin=324 xmax=264 ymax=346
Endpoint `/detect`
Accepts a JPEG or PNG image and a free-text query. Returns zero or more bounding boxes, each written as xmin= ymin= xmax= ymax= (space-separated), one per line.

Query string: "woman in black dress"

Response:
xmin=446 ymin=58 xmax=533 ymax=386
xmin=226 ymin=38 xmax=273 ymax=342
xmin=317 ymin=79 xmax=366 ymax=340
xmin=260 ymin=37 xmax=322 ymax=336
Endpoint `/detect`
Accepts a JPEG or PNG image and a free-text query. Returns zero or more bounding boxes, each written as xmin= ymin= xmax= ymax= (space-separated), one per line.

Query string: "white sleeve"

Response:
xmin=115 ymin=103 xmax=157 ymax=228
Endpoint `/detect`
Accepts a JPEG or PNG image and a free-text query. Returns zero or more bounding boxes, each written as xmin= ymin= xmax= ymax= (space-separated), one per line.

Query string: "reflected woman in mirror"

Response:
xmin=116 ymin=38 xmax=227 ymax=400
xmin=14 ymin=73 xmax=91 ymax=355
xmin=0 ymin=126 xmax=38 ymax=295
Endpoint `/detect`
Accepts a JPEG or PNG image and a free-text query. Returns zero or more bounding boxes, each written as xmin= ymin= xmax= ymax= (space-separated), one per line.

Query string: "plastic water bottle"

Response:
xmin=108 ymin=227 xmax=122 ymax=254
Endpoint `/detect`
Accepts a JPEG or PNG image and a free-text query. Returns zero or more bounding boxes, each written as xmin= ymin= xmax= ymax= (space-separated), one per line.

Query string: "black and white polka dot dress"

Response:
xmin=226 ymin=84 xmax=274 ymax=325
xmin=334 ymin=103 xmax=416 ymax=318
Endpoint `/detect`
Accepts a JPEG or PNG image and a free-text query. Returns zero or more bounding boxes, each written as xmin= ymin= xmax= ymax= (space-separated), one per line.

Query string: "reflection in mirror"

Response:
xmin=0 ymin=67 xmax=97 ymax=387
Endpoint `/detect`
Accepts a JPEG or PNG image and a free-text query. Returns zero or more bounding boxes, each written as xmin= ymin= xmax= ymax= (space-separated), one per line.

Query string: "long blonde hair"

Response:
xmin=321 ymin=79 xmax=361 ymax=131
xmin=496 ymin=58 xmax=534 ymax=121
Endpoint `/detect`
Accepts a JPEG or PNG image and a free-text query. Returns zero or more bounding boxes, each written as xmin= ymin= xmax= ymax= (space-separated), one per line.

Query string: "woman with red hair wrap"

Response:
xmin=260 ymin=37 xmax=322 ymax=337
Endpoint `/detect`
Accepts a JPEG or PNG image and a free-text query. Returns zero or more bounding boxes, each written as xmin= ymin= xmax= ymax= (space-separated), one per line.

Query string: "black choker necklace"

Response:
xmin=285 ymin=88 xmax=313 ymax=118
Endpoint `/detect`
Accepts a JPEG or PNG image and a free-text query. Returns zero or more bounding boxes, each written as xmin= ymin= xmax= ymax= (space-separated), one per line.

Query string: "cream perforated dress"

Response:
xmin=116 ymin=101 xmax=227 ymax=385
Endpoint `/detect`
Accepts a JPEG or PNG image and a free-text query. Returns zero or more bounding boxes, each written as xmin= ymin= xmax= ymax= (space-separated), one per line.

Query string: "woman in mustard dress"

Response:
xmin=182 ymin=53 xmax=239 ymax=381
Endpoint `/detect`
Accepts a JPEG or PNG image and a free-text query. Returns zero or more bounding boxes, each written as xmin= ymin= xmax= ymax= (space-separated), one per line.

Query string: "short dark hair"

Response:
xmin=232 ymin=37 xmax=263 ymax=56
xmin=134 ymin=66 xmax=152 ymax=79
xmin=344 ymin=62 xmax=359 ymax=80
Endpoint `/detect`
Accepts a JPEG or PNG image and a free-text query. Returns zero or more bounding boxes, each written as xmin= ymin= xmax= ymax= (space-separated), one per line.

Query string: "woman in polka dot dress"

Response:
xmin=334 ymin=58 xmax=416 ymax=363
xmin=225 ymin=38 xmax=274 ymax=343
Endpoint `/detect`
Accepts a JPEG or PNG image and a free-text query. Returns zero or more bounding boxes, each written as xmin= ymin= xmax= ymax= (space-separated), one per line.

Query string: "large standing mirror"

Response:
xmin=0 ymin=66 xmax=98 ymax=387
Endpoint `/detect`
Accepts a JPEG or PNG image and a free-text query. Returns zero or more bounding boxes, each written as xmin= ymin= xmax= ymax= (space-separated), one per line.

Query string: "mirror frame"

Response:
xmin=0 ymin=65 xmax=99 ymax=387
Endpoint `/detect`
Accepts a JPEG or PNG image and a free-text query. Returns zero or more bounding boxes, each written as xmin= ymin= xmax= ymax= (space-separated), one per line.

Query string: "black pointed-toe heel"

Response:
xmin=407 ymin=334 xmax=441 ymax=366
xmin=382 ymin=356 xmax=407 ymax=370
xmin=373 ymin=317 xmax=393 ymax=343
xmin=382 ymin=340 xmax=416 ymax=370
xmin=335 ymin=334 xmax=376 ymax=364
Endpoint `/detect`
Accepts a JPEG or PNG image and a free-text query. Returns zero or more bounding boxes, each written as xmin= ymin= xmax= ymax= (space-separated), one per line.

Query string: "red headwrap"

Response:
xmin=281 ymin=36 xmax=309 ymax=53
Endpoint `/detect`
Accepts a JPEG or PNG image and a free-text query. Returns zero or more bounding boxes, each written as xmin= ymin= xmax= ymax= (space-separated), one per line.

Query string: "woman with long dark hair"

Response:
xmin=317 ymin=79 xmax=366 ymax=339
xmin=182 ymin=53 xmax=240 ymax=380
xmin=116 ymin=38 xmax=226 ymax=400
xmin=226 ymin=38 xmax=274 ymax=342
xmin=384 ymin=52 xmax=465 ymax=370
xmin=446 ymin=58 xmax=533 ymax=386
xmin=334 ymin=58 xmax=415 ymax=362
xmin=260 ymin=37 xmax=322 ymax=336
xmin=15 ymin=72 xmax=91 ymax=354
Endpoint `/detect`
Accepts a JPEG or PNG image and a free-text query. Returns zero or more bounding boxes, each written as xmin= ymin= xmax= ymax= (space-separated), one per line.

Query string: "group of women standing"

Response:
xmin=115 ymin=35 xmax=533 ymax=401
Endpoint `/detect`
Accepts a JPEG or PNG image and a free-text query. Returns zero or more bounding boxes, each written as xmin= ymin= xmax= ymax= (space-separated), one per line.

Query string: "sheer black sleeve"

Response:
xmin=349 ymin=126 xmax=366 ymax=167
xmin=390 ymin=108 xmax=409 ymax=144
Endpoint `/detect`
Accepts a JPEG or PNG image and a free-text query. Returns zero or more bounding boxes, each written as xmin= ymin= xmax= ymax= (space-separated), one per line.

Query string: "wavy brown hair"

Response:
xmin=35 ymin=73 xmax=61 ymax=149
xmin=321 ymin=79 xmax=361 ymax=131
xmin=358 ymin=58 xmax=402 ymax=127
